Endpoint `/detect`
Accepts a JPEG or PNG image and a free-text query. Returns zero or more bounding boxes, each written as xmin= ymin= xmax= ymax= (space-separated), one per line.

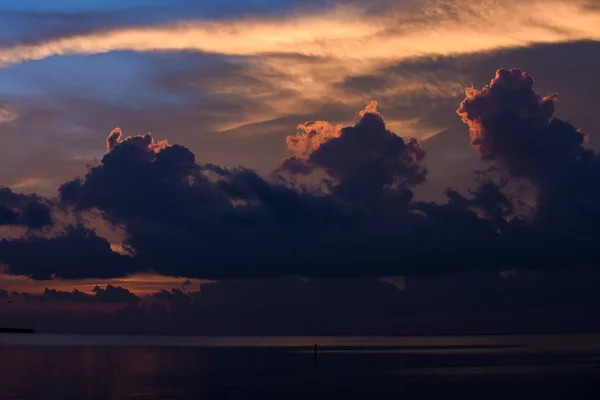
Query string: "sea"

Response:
xmin=0 ymin=334 xmax=600 ymax=399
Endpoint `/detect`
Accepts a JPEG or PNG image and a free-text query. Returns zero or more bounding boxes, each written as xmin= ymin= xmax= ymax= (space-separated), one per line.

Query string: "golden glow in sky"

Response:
xmin=0 ymin=0 xmax=598 ymax=142
xmin=0 ymin=0 xmax=598 ymax=67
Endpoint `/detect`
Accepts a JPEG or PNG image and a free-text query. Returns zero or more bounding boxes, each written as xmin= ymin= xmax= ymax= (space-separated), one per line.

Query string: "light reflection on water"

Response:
xmin=0 ymin=335 xmax=599 ymax=399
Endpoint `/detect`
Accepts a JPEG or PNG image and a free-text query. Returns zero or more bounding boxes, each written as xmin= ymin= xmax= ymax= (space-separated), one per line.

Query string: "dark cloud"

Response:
xmin=38 ymin=288 xmax=91 ymax=302
xmin=91 ymin=285 xmax=140 ymax=303
xmin=280 ymin=102 xmax=427 ymax=205
xmin=0 ymin=288 xmax=8 ymax=299
xmin=105 ymin=127 xmax=169 ymax=153
xmin=0 ymin=224 xmax=138 ymax=280
xmin=455 ymin=68 xmax=600 ymax=270
xmin=0 ymin=205 xmax=17 ymax=226
xmin=340 ymin=41 xmax=600 ymax=203
xmin=181 ymin=279 xmax=192 ymax=289
xmin=457 ymin=68 xmax=600 ymax=228
xmin=457 ymin=69 xmax=584 ymax=183
xmin=48 ymin=104 xmax=509 ymax=280
xmin=445 ymin=181 xmax=514 ymax=226
xmin=38 ymin=104 xmax=506 ymax=279
xmin=0 ymin=187 xmax=53 ymax=229
xmin=2 ymin=68 xmax=600 ymax=282
xmin=12 ymin=272 xmax=599 ymax=336
xmin=21 ymin=292 xmax=33 ymax=302
xmin=152 ymin=288 xmax=194 ymax=302
xmin=14 ymin=285 xmax=139 ymax=303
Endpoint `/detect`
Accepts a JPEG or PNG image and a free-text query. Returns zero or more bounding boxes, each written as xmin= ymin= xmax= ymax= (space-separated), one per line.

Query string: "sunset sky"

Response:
xmin=1 ymin=0 xmax=600 ymax=335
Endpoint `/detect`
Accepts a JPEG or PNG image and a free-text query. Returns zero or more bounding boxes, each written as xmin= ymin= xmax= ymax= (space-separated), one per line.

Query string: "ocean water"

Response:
xmin=0 ymin=334 xmax=599 ymax=399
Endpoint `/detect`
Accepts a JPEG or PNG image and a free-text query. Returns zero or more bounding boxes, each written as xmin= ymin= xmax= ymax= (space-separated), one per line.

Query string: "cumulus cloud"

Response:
xmin=0 ymin=187 xmax=53 ymax=229
xmin=456 ymin=68 xmax=600 ymax=268
xmin=152 ymin=288 xmax=194 ymax=302
xmin=37 ymin=103 xmax=511 ymax=280
xmin=106 ymin=127 xmax=169 ymax=153
xmin=91 ymin=285 xmax=140 ymax=303
xmin=12 ymin=285 xmax=139 ymax=303
xmin=3 ymin=68 xmax=600 ymax=282
xmin=37 ymin=288 xmax=90 ymax=302
xmin=457 ymin=69 xmax=584 ymax=182
xmin=285 ymin=121 xmax=343 ymax=160
xmin=181 ymin=279 xmax=192 ymax=290
xmin=280 ymin=101 xmax=426 ymax=204
xmin=0 ymin=225 xmax=138 ymax=280
xmin=457 ymin=68 xmax=599 ymax=226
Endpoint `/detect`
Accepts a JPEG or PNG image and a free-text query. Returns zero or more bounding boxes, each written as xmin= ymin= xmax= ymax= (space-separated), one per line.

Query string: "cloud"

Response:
xmin=0 ymin=1 xmax=598 ymax=69
xmin=152 ymin=288 xmax=194 ymax=302
xmin=30 ymin=271 xmax=599 ymax=335
xmin=457 ymin=68 xmax=596 ymax=223
xmin=181 ymin=279 xmax=192 ymax=289
xmin=0 ymin=187 xmax=53 ymax=229
xmin=91 ymin=285 xmax=140 ymax=303
xmin=3 ymin=31 xmax=597 ymax=207
xmin=37 ymin=288 xmax=90 ymax=302
xmin=44 ymin=102 xmax=512 ymax=280
xmin=280 ymin=102 xmax=427 ymax=204
xmin=457 ymin=68 xmax=600 ymax=267
xmin=3 ymin=67 xmax=600 ymax=282
xmin=0 ymin=224 xmax=138 ymax=280
xmin=0 ymin=1 xmax=597 ymax=209
xmin=0 ymin=288 xmax=8 ymax=298
xmin=11 ymin=285 xmax=139 ymax=303
xmin=457 ymin=68 xmax=584 ymax=181
xmin=106 ymin=127 xmax=168 ymax=153
xmin=0 ymin=0 xmax=597 ymax=144
xmin=285 ymin=120 xmax=342 ymax=160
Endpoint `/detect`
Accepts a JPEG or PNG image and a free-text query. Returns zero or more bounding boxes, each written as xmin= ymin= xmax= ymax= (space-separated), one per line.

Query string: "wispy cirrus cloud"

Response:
xmin=0 ymin=0 xmax=597 ymax=69
xmin=0 ymin=0 xmax=589 ymax=146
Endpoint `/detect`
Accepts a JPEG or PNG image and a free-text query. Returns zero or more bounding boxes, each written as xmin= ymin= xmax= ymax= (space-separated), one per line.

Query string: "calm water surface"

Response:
xmin=1 ymin=334 xmax=600 ymax=399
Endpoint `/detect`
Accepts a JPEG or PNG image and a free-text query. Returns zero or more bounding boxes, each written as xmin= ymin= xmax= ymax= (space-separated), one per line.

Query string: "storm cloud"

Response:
xmin=0 ymin=69 xmax=599 ymax=281
xmin=0 ymin=224 xmax=138 ymax=280
xmin=280 ymin=101 xmax=427 ymax=205
xmin=458 ymin=68 xmax=600 ymax=236
xmin=0 ymin=187 xmax=53 ymax=229
xmin=9 ymin=285 xmax=139 ymax=303
xmin=42 ymin=102 xmax=507 ymax=280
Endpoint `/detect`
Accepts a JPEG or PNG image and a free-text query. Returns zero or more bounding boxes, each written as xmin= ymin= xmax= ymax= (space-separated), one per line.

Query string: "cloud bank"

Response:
xmin=0 ymin=68 xmax=599 ymax=281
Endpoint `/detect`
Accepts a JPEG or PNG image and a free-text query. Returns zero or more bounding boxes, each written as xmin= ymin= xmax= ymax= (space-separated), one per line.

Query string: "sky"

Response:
xmin=1 ymin=0 xmax=600 ymax=335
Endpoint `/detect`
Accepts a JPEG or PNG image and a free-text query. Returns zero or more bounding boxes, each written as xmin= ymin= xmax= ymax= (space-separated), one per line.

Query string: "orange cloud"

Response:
xmin=285 ymin=102 xmax=384 ymax=159
xmin=357 ymin=101 xmax=380 ymax=120
xmin=0 ymin=272 xmax=208 ymax=296
xmin=106 ymin=128 xmax=168 ymax=154
xmin=286 ymin=121 xmax=343 ymax=159
xmin=0 ymin=1 xmax=597 ymax=68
